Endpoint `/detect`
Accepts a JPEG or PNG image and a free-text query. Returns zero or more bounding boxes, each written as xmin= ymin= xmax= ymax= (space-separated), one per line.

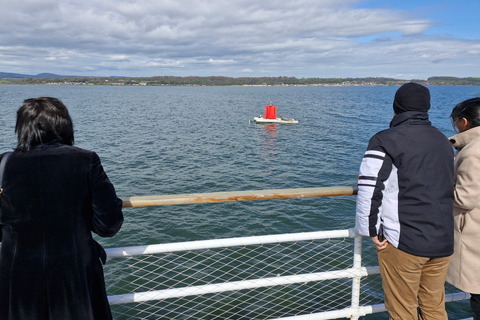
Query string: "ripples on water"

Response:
xmin=1 ymin=85 xmax=479 ymax=247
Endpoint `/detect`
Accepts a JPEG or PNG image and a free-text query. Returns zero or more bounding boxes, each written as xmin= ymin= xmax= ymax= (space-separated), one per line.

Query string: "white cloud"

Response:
xmin=208 ymin=59 xmax=236 ymax=65
xmin=0 ymin=0 xmax=478 ymax=78
xmin=109 ymin=55 xmax=131 ymax=62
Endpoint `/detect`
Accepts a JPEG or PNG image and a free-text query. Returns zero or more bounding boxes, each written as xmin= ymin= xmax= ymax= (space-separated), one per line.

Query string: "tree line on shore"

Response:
xmin=1 ymin=75 xmax=479 ymax=86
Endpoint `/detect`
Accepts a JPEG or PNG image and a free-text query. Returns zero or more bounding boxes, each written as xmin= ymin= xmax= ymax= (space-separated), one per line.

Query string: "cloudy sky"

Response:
xmin=0 ymin=0 xmax=478 ymax=79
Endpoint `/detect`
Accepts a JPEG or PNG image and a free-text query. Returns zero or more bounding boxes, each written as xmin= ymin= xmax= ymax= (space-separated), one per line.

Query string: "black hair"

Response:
xmin=450 ymin=97 xmax=480 ymax=131
xmin=15 ymin=97 xmax=74 ymax=152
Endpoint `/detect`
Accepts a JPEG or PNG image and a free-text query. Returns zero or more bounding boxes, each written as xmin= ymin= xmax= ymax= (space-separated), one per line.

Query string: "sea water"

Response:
xmin=1 ymin=84 xmax=479 ymax=319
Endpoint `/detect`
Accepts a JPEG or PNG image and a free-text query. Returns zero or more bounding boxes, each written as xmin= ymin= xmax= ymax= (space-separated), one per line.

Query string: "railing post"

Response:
xmin=350 ymin=228 xmax=363 ymax=320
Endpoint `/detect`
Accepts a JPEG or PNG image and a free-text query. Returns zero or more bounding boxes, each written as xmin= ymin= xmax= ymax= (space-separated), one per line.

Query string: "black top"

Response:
xmin=0 ymin=141 xmax=123 ymax=319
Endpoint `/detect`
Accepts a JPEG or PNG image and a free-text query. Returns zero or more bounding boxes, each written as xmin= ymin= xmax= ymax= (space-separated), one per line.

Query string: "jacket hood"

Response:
xmin=390 ymin=111 xmax=430 ymax=128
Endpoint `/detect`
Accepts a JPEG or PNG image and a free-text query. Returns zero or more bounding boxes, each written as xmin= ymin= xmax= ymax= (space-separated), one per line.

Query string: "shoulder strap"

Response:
xmin=0 ymin=152 xmax=12 ymax=191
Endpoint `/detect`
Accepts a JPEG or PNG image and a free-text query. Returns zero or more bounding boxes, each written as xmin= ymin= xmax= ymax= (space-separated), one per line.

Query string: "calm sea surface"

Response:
xmin=1 ymin=85 xmax=479 ymax=318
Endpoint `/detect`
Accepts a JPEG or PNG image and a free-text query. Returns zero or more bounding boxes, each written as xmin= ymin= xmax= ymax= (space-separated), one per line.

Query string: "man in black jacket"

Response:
xmin=356 ymin=83 xmax=454 ymax=319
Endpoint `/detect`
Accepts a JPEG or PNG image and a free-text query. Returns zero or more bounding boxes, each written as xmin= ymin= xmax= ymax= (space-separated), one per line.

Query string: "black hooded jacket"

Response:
xmin=356 ymin=111 xmax=454 ymax=257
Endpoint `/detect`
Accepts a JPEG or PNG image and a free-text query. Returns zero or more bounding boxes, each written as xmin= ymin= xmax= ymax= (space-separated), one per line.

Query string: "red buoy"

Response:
xmin=264 ymin=105 xmax=277 ymax=119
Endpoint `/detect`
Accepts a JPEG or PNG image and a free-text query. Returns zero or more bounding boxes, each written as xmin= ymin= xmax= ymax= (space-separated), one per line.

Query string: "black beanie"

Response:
xmin=393 ymin=83 xmax=431 ymax=114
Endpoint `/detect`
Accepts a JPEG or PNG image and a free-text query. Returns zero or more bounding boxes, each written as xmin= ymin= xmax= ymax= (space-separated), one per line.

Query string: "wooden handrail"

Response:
xmin=122 ymin=186 xmax=358 ymax=208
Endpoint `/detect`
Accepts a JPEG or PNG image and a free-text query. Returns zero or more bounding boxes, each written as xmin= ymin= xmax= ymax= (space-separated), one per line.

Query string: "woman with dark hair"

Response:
xmin=0 ymin=97 xmax=123 ymax=319
xmin=446 ymin=97 xmax=480 ymax=320
xmin=15 ymin=97 xmax=75 ymax=151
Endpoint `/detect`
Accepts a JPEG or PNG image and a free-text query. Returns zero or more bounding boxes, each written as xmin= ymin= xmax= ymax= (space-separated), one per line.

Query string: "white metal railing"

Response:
xmin=103 ymin=187 xmax=471 ymax=319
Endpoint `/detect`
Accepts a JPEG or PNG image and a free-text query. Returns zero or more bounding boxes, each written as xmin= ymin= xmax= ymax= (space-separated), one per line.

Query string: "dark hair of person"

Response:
xmin=15 ymin=97 xmax=74 ymax=152
xmin=450 ymin=97 xmax=480 ymax=131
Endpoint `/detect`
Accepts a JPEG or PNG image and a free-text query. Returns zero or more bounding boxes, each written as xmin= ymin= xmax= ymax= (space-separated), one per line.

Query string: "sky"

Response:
xmin=0 ymin=0 xmax=479 ymax=79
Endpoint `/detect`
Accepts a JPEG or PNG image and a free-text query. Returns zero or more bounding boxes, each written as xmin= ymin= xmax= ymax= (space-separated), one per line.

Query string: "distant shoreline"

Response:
xmin=0 ymin=75 xmax=479 ymax=87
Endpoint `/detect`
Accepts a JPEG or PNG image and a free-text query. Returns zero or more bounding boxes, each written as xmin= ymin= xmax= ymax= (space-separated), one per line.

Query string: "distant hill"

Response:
xmin=0 ymin=72 xmax=33 ymax=78
xmin=0 ymin=72 xmax=81 ymax=79
xmin=427 ymin=76 xmax=480 ymax=86
xmin=35 ymin=73 xmax=79 ymax=78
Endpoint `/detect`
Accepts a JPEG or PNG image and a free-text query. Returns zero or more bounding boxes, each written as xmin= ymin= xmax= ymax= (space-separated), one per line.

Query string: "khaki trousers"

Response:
xmin=377 ymin=244 xmax=451 ymax=320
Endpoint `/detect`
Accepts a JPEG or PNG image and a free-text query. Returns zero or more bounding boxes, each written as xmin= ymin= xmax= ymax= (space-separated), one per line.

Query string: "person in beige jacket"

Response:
xmin=446 ymin=97 xmax=480 ymax=320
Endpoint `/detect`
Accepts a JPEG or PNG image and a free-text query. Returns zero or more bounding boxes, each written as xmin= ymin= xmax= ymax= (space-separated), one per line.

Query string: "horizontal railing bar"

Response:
xmin=121 ymin=186 xmax=358 ymax=208
xmin=106 ymin=228 xmax=357 ymax=258
xmin=445 ymin=291 xmax=471 ymax=302
xmin=268 ymin=304 xmax=387 ymax=320
xmin=108 ymin=266 xmax=377 ymax=305
xmin=269 ymin=291 xmax=470 ymax=320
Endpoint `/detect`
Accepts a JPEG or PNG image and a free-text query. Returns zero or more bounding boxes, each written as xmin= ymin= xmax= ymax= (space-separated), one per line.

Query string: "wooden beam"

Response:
xmin=122 ymin=186 xmax=358 ymax=208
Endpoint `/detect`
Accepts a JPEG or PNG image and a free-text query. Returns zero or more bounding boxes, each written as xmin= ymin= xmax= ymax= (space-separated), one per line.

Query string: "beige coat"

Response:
xmin=446 ymin=126 xmax=480 ymax=294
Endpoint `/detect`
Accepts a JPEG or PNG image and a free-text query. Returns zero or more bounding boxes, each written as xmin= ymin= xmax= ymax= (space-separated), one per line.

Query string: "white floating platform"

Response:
xmin=253 ymin=117 xmax=298 ymax=124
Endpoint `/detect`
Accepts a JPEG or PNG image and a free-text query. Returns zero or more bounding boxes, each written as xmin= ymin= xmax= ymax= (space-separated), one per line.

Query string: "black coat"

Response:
xmin=0 ymin=141 xmax=124 ymax=320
